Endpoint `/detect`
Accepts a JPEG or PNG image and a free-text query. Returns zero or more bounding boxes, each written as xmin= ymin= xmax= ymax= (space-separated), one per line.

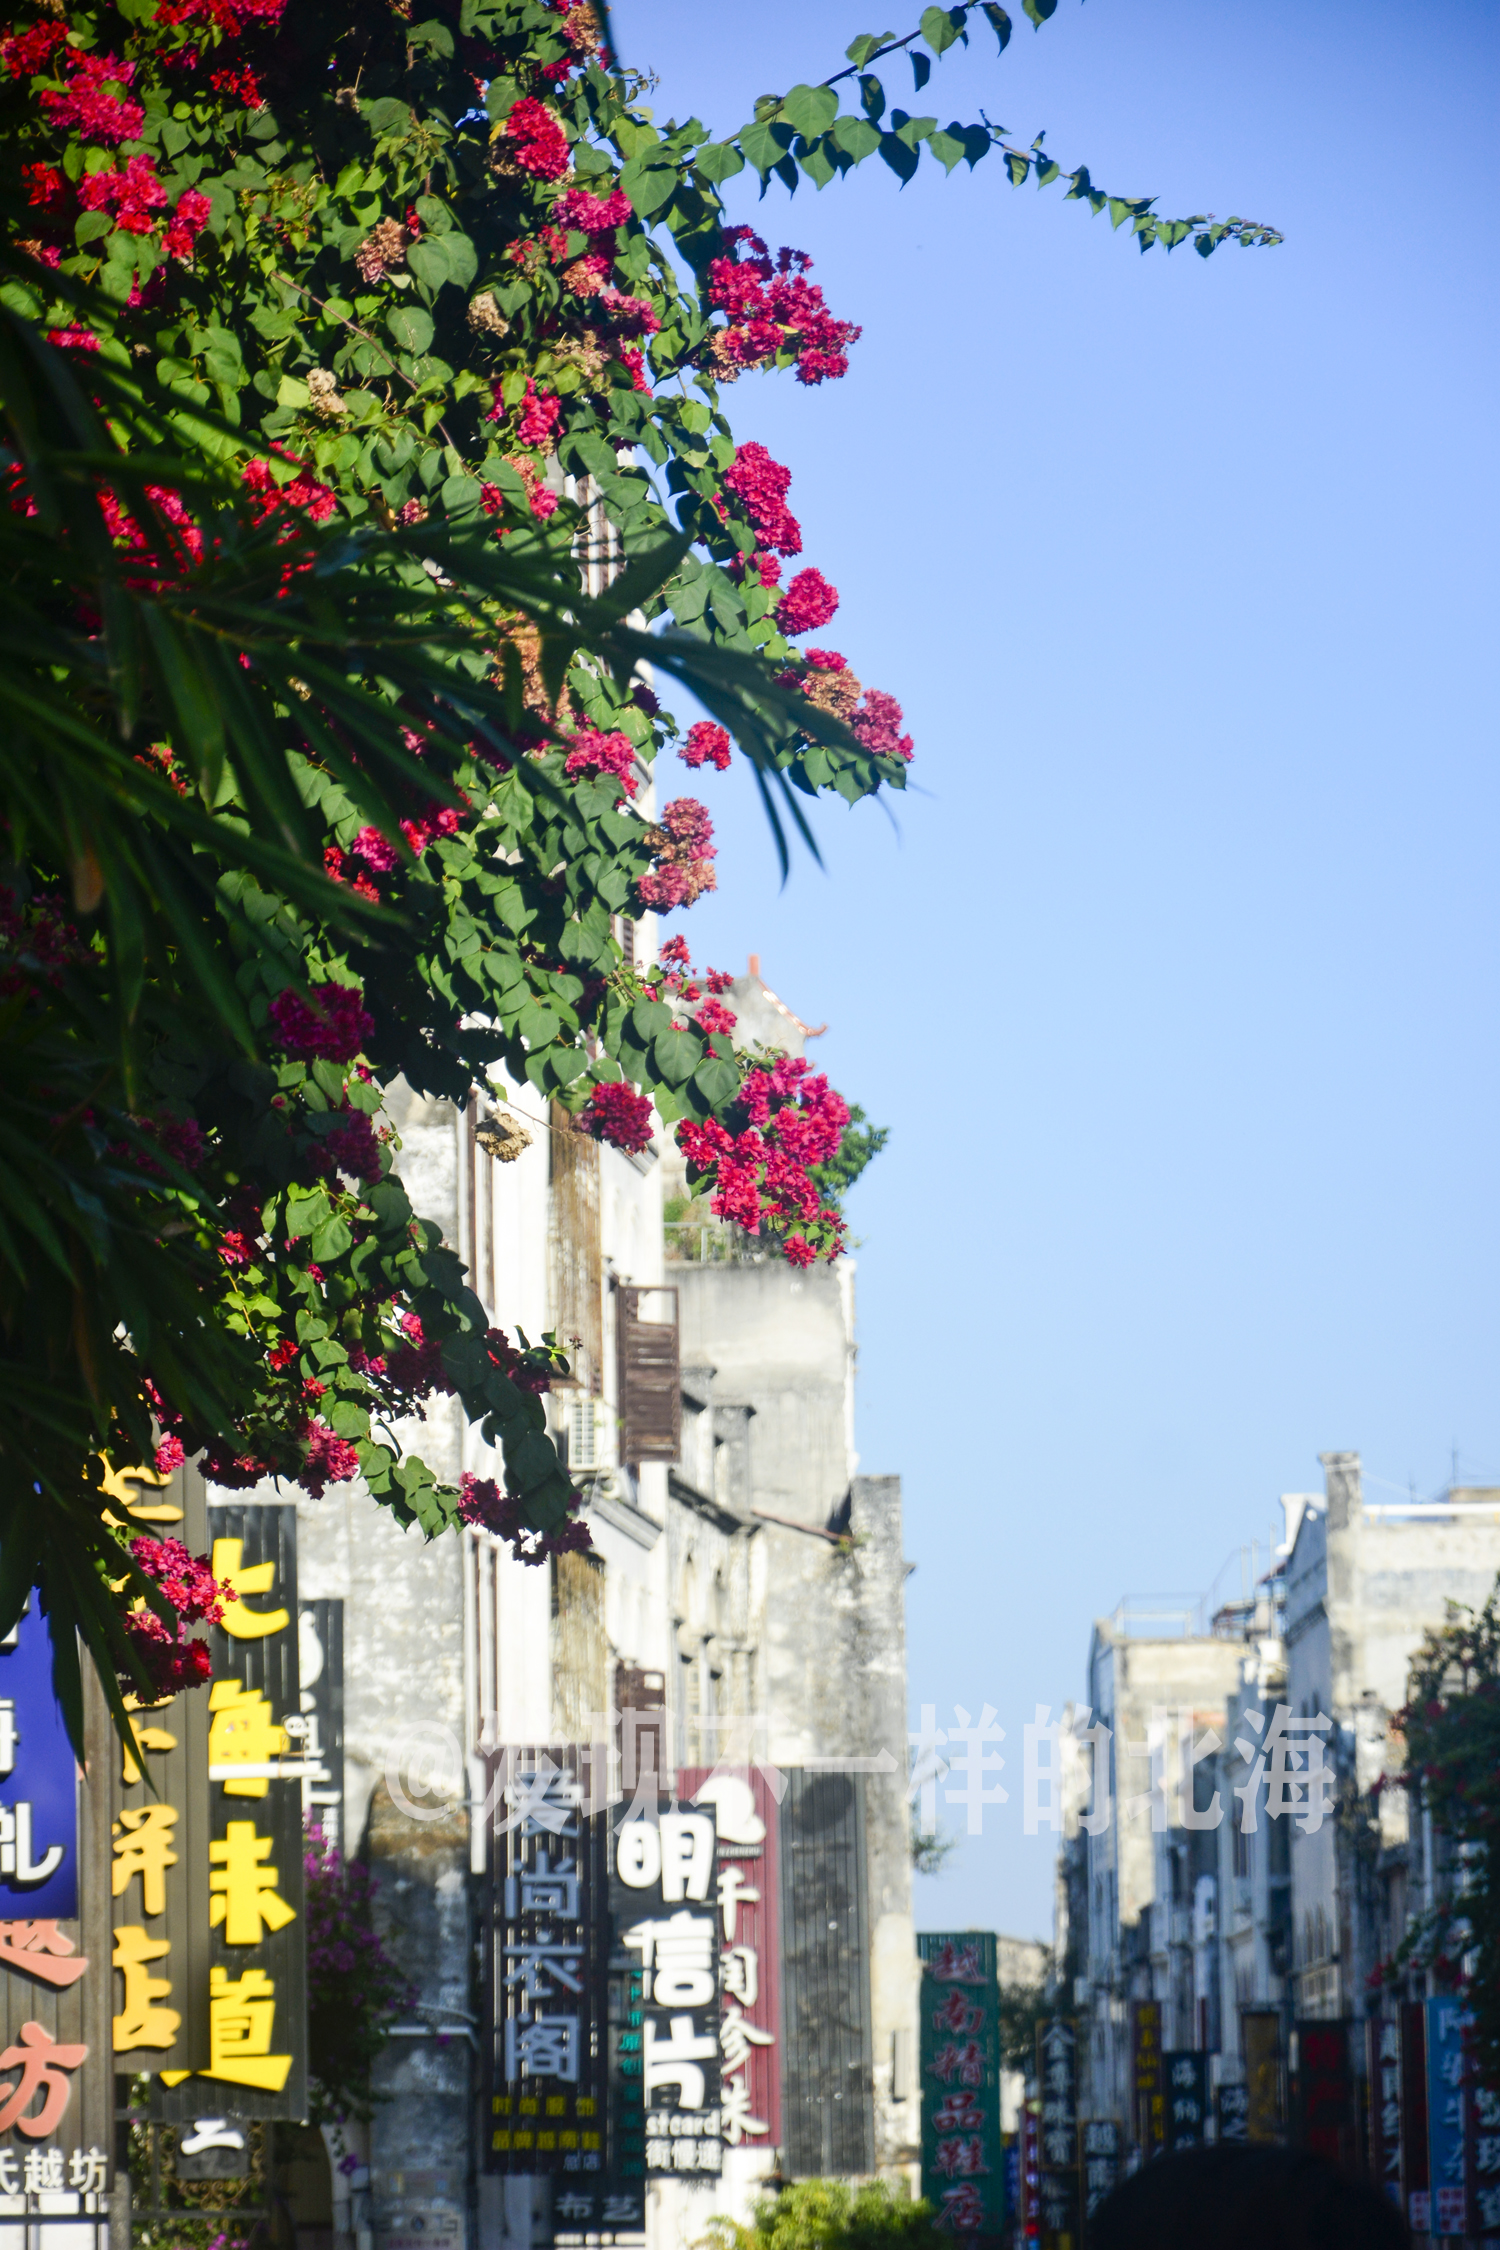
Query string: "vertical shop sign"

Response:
xmin=1292 ymin=2020 xmax=1354 ymax=2168
xmin=1402 ymin=1999 xmax=1429 ymax=2238
xmin=1036 ymin=2018 xmax=1079 ymax=2242
xmin=1079 ymin=2118 xmax=1120 ymax=2225
xmin=1019 ymin=2101 xmax=1040 ymax=2242
xmin=486 ymin=1747 xmax=609 ymax=2181
xmin=296 ymin=1600 xmax=344 ymax=1854
xmin=1131 ymin=2001 xmax=1163 ymax=2159
xmin=1162 ymin=2052 xmax=1206 ymax=2152
xmin=1427 ymin=1996 xmax=1470 ymax=2241
xmin=613 ymin=1803 xmax=720 ymax=2181
xmin=918 ymin=1933 xmax=1004 ymax=2238
xmin=1366 ymin=2018 xmax=1404 ymax=2212
xmin=679 ymin=1767 xmax=780 ymax=2154
xmin=1242 ymin=2011 xmax=1283 ymax=2144
xmin=1215 ymin=2082 xmax=1250 ymax=2145
xmin=109 ymin=1461 xmax=211 ymax=2078
xmin=1470 ymin=2082 xmax=1500 ymax=2238
xmin=0 ymin=1615 xmax=112 ymax=2218
xmin=154 ymin=1501 xmax=308 ymax=2122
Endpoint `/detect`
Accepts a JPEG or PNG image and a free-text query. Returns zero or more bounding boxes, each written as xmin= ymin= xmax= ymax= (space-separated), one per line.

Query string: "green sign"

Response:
xmin=918 ymin=1933 xmax=1005 ymax=2237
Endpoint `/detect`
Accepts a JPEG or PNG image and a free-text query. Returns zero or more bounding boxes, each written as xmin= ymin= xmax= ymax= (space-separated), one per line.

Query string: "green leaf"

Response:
xmin=911 ymin=51 xmax=932 ymax=90
xmin=695 ymin=141 xmax=746 ymax=185
xmin=981 ymin=1 xmax=1012 ymax=47
xmin=1022 ymin=0 xmax=1057 ymax=22
xmin=692 ymin=1057 xmax=740 ymax=1109
xmin=620 ymin=154 xmax=679 ymax=217
xmin=831 ymin=114 xmax=881 ymax=162
xmin=844 ymin=30 xmax=896 ymax=64
xmin=406 ymin=238 xmax=453 ymax=293
xmin=653 ymin=1026 xmax=700 ymax=1085
xmin=387 ymin=305 xmax=434 ymax=355
xmin=309 ymin=1215 xmax=353 ymax=1263
xmin=858 ymin=73 xmax=887 ymax=123
xmin=739 ymin=118 xmax=794 ymax=176
xmin=631 ymin=998 xmax=674 ymax=1043
xmin=778 ymin=83 xmax=838 ymax=139
xmin=920 ymin=5 xmax=965 ymax=54
xmin=878 ymin=130 xmax=921 ymax=182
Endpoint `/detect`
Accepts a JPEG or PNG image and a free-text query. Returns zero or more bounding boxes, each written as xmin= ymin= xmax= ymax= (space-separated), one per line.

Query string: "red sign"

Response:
xmin=678 ymin=1767 xmax=780 ymax=2151
xmin=1020 ymin=2100 xmax=1040 ymax=2239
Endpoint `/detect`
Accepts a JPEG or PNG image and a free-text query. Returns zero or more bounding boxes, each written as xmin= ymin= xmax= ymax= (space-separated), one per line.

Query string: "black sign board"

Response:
xmin=1080 ymin=2117 xmax=1121 ymax=2222
xmin=1216 ymin=2079 xmax=1251 ymax=2145
xmin=611 ymin=1805 xmax=720 ymax=2181
xmin=295 ymin=1599 xmax=344 ymax=1854
xmin=485 ymin=1747 xmax=609 ymax=2179
xmin=1163 ymin=2050 xmax=1207 ymax=2152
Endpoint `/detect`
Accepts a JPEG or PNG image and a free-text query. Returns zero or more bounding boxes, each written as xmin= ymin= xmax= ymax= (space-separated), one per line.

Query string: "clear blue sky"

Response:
xmin=621 ymin=0 xmax=1500 ymax=1936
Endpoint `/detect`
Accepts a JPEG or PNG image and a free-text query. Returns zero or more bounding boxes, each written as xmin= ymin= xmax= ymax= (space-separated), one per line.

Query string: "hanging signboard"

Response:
xmin=485 ymin=1746 xmax=610 ymax=2181
xmin=1402 ymin=1999 xmax=1429 ymax=2238
xmin=152 ymin=1501 xmax=309 ymax=2124
xmin=1242 ymin=2010 xmax=1282 ymax=2145
xmin=612 ymin=1801 xmax=720 ymax=2182
xmin=1162 ymin=2051 xmax=1206 ymax=2153
xmin=1216 ymin=2082 xmax=1250 ymax=2145
xmin=679 ymin=1765 xmax=780 ymax=2156
xmin=296 ymin=1600 xmax=344 ymax=1855
xmin=1426 ymin=1996 xmax=1470 ymax=2241
xmin=0 ymin=1610 xmax=112 ymax=2221
xmin=918 ymin=1933 xmax=1004 ymax=2238
xmin=1079 ymin=2117 xmax=1120 ymax=2225
xmin=1366 ymin=2018 xmax=1403 ymax=2213
xmin=1036 ymin=2017 xmax=1079 ymax=2243
xmin=1131 ymin=2001 xmax=1164 ymax=2160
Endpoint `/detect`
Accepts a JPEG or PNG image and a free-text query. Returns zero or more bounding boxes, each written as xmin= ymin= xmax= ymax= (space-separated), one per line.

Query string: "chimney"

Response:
xmin=1318 ymin=1450 xmax=1362 ymax=1532
xmin=748 ymin=953 xmax=760 ymax=978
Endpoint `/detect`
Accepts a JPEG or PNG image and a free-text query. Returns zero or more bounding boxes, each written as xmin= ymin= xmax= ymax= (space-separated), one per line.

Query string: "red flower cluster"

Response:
xmin=242 ymin=455 xmax=337 ymax=525
xmin=517 ymin=380 xmax=562 ymax=449
xmin=316 ymin=1110 xmax=383 ymax=1185
xmin=324 ymin=844 xmax=380 ymax=902
xmin=209 ymin=64 xmax=262 ymax=106
xmin=723 ymin=442 xmax=801 ymax=556
xmin=301 ymin=1421 xmax=362 ymax=1497
xmin=39 ymin=51 xmax=144 ymax=145
xmin=156 ymin=0 xmax=286 ymax=30
xmin=458 ymin=1473 xmax=593 ymax=1564
xmin=499 ymin=96 xmax=570 ymax=180
xmin=564 ymin=727 xmax=637 ymax=798
xmin=121 ymin=1535 xmax=236 ymax=1698
xmin=582 ymin=1080 xmax=654 ymax=1153
xmin=552 ymin=185 xmax=632 ymax=232
xmin=677 ymin=1055 xmax=849 ymax=1263
xmin=695 ymin=997 xmax=737 ymax=1036
xmin=776 ymin=567 xmax=839 ymax=637
xmin=680 ymin=721 xmax=731 ymax=772
xmin=852 ymin=687 xmax=914 ymax=762
xmin=269 ymin=981 xmax=374 ymax=1063
xmin=0 ymin=21 xmax=68 ymax=76
xmin=598 ymin=289 xmax=659 ymax=338
xmin=638 ymin=797 xmax=717 ymax=913
xmin=706 ymin=229 xmax=861 ymax=386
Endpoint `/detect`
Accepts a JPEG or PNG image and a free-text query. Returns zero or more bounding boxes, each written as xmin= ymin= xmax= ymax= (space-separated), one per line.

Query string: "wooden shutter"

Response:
xmin=617 ymin=1284 xmax=680 ymax=1465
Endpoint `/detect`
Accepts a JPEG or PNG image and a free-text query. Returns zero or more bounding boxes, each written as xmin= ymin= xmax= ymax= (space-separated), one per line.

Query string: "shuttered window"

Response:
xmin=616 ymin=1284 xmax=680 ymax=1466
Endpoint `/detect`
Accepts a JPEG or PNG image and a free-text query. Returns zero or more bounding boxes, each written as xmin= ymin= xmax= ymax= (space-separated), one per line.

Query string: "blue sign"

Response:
xmin=0 ymin=1603 xmax=78 ymax=1918
xmin=1426 ymin=1996 xmax=1470 ymax=2243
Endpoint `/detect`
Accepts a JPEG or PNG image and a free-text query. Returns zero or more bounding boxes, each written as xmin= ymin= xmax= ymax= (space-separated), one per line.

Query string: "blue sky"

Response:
xmin=621 ymin=0 xmax=1500 ymax=1936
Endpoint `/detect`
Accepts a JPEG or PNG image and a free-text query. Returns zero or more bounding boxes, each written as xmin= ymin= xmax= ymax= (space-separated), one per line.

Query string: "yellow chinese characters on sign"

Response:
xmin=209 ymin=1825 xmax=296 ymax=1946
xmin=210 ymin=1542 xmax=289 ymax=1640
xmin=111 ymin=1803 xmax=181 ymax=2056
xmin=207 ymin=1683 xmax=287 ymax=1799
xmin=206 ymin=1967 xmax=291 ymax=2093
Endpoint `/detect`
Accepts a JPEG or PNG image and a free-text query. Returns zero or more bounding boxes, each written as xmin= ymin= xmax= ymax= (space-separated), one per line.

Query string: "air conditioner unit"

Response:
xmin=567 ymin=1395 xmax=616 ymax=1473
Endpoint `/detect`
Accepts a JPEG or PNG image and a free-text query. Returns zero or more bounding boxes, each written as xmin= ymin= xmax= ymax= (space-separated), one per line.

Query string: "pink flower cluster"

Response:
xmin=680 ymin=721 xmax=731 ymax=772
xmin=723 ymin=442 xmax=801 ymax=556
xmin=209 ymin=64 xmax=262 ymax=106
xmin=516 ymin=380 xmax=562 ymax=449
xmin=75 ymin=154 xmax=209 ymax=256
xmin=499 ymin=96 xmax=571 ymax=180
xmin=458 ymin=1473 xmax=594 ymax=1565
xmin=638 ymin=797 xmax=717 ymax=913
xmin=707 ymin=229 xmax=862 ymax=386
xmin=121 ymin=1536 xmax=236 ymax=1697
xmin=156 ymin=0 xmax=287 ymax=30
xmin=677 ymin=1056 xmax=849 ymax=1265
xmin=316 ymin=1110 xmax=383 ymax=1184
xmin=582 ymin=1080 xmax=654 ymax=1153
xmin=0 ymin=21 xmax=68 ymax=76
xmin=301 ymin=1421 xmax=362 ymax=1497
xmin=384 ymin=1310 xmax=454 ymax=1401
xmin=553 ymin=185 xmax=632 ymax=233
xmin=564 ymin=728 xmax=637 ymax=799
xmin=775 ymin=567 xmax=839 ymax=637
xmin=852 ymin=687 xmax=914 ymax=762
xmin=39 ymin=51 xmax=144 ymax=144
xmin=268 ymin=981 xmax=374 ymax=1063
